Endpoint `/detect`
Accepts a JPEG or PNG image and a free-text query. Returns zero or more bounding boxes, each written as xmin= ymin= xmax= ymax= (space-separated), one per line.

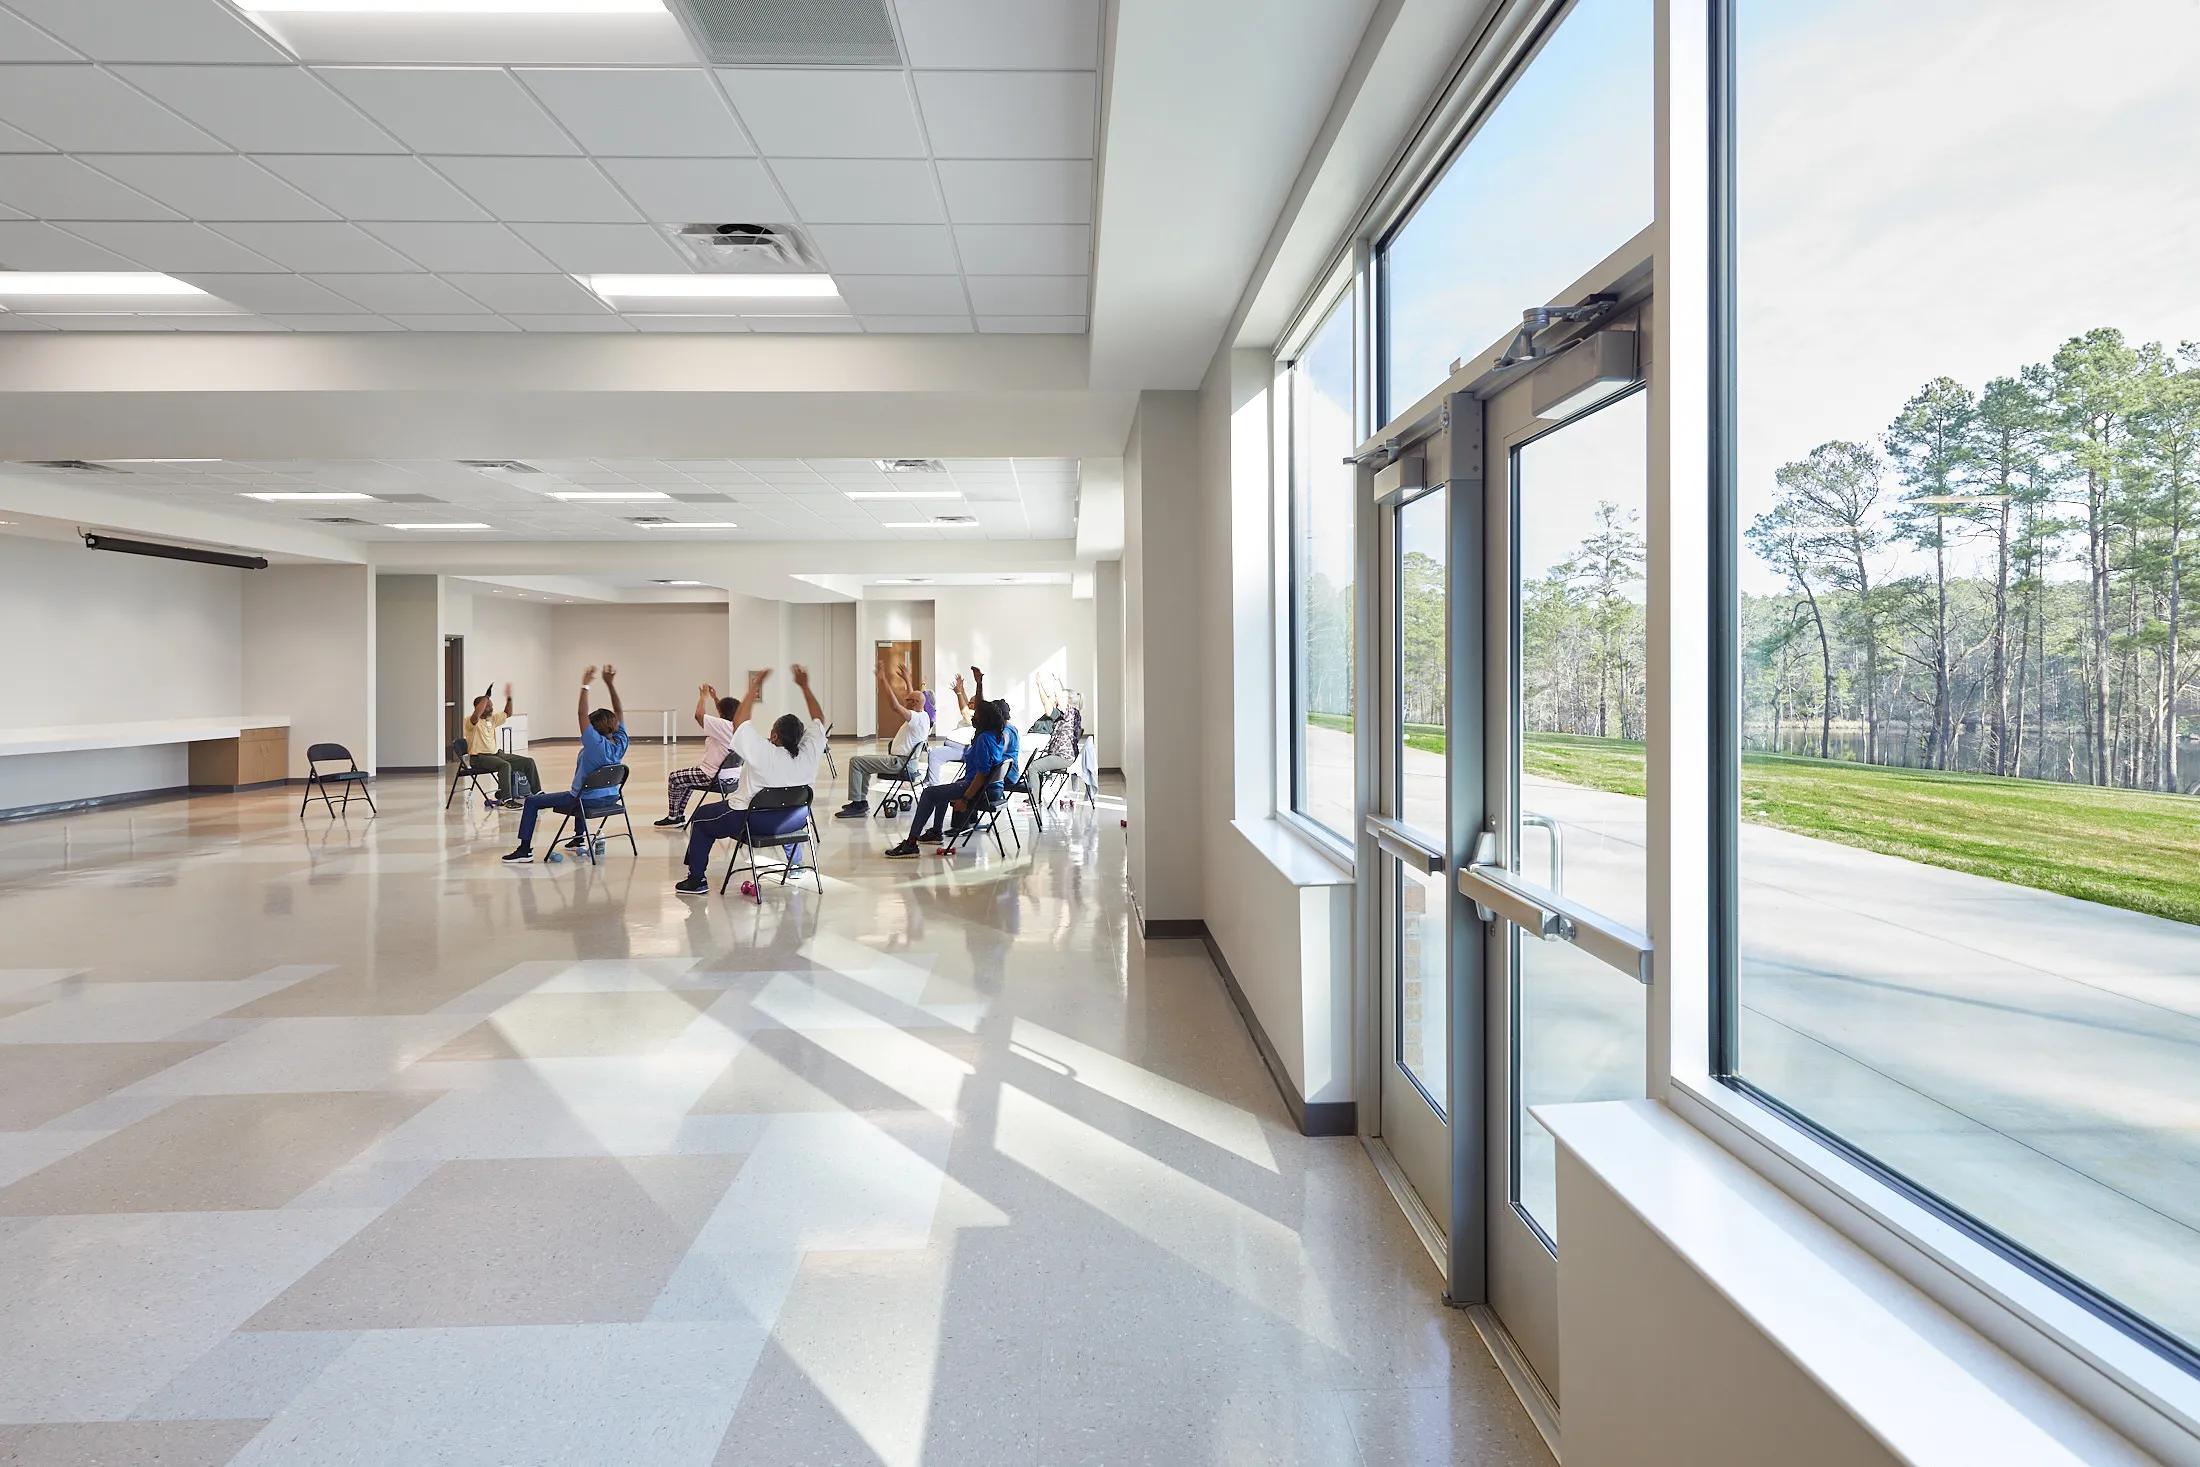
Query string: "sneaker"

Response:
xmin=501 ymin=847 xmax=534 ymax=863
xmin=933 ymin=846 xmax=955 ymax=858
xmin=563 ymin=835 xmax=587 ymax=849
xmin=884 ymin=840 xmax=921 ymax=858
xmin=674 ymin=876 xmax=710 ymax=895
xmin=653 ymin=815 xmax=685 ymax=828
xmin=835 ymin=802 xmax=869 ymax=820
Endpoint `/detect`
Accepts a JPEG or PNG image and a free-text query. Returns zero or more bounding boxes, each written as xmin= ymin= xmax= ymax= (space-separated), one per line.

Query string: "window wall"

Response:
xmin=1378 ymin=0 xmax=1652 ymax=420
xmin=1721 ymin=0 xmax=2200 ymax=1367
xmin=1289 ymin=292 xmax=1358 ymax=843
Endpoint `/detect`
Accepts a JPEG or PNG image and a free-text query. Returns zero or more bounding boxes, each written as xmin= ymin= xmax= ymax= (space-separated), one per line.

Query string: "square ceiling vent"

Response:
xmin=667 ymin=0 xmax=901 ymax=65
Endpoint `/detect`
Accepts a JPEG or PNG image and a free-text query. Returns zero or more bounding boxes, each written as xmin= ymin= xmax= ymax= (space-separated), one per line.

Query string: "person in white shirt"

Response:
xmin=674 ymin=665 xmax=828 ymax=895
xmin=836 ymin=660 xmax=931 ymax=818
xmin=656 ymin=682 xmax=743 ymax=828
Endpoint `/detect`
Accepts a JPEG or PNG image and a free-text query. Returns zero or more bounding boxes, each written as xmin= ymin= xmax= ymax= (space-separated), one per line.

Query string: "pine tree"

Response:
xmin=1887 ymin=378 xmax=1980 ymax=770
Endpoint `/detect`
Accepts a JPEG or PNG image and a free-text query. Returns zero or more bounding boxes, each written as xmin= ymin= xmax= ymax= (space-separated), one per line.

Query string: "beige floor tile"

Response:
xmin=0 ymin=1042 xmax=215 ymax=1129
xmin=423 ymin=990 xmax=719 ymax=1060
xmin=0 ymin=1419 xmax=267 ymax=1466
xmin=0 ymin=1092 xmax=433 ymax=1214
xmin=246 ymin=1154 xmax=744 ymax=1329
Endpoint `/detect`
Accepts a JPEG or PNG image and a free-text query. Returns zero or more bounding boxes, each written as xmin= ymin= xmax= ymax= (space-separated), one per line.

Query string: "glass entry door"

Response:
xmin=1458 ymin=365 xmax=1652 ymax=1402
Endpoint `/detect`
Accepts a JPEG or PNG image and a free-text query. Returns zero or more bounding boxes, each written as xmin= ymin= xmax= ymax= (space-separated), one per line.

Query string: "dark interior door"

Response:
xmin=875 ymin=640 xmax=920 ymax=734
xmin=443 ymin=636 xmax=465 ymax=748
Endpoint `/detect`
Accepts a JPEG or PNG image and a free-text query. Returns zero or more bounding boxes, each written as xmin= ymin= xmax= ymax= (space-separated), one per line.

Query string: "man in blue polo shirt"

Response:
xmin=502 ymin=664 xmax=628 ymax=863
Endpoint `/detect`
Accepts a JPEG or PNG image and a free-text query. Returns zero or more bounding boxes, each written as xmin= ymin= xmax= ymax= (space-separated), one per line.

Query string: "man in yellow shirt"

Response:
xmin=464 ymin=683 xmax=541 ymax=806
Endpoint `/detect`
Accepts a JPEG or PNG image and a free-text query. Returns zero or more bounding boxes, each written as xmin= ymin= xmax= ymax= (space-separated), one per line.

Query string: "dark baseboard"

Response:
xmin=1135 ymin=907 xmax=1356 ymax=1139
xmin=0 ymin=785 xmax=191 ymax=823
xmin=186 ymin=778 xmax=289 ymax=795
xmin=376 ymin=765 xmax=440 ymax=776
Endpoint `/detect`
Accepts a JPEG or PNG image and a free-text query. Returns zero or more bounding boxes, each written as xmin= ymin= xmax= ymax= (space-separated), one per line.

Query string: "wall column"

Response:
xmin=1123 ymin=390 xmax=1204 ymax=929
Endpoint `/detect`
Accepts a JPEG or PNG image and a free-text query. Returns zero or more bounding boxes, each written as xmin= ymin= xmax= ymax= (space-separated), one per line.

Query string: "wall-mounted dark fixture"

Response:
xmin=83 ymin=532 xmax=268 ymax=571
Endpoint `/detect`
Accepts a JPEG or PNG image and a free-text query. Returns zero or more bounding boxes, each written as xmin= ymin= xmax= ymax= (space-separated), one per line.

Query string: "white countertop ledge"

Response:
xmin=1231 ymin=816 xmax=1356 ymax=887
xmin=0 ymin=717 xmax=292 ymax=757
xmin=1538 ymin=1099 xmax=2153 ymax=1467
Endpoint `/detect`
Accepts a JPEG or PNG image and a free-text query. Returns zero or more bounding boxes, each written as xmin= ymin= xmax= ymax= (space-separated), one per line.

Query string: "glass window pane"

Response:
xmin=1732 ymin=0 xmax=2200 ymax=1356
xmin=1398 ymin=860 xmax=1448 ymax=1112
xmin=1292 ymin=295 xmax=1358 ymax=840
xmin=1379 ymin=0 xmax=1652 ymax=418
xmin=1514 ymin=390 xmax=1648 ymax=1241
xmin=1396 ymin=491 xmax=1446 ymax=838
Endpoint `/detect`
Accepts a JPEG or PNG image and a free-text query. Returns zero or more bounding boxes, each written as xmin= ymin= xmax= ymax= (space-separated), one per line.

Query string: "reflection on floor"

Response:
xmin=0 ymin=745 xmax=1546 ymax=1466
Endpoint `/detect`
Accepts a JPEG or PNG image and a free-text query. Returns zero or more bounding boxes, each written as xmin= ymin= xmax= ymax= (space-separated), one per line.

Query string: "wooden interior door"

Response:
xmin=443 ymin=635 xmax=465 ymax=748
xmin=875 ymin=640 xmax=920 ymax=734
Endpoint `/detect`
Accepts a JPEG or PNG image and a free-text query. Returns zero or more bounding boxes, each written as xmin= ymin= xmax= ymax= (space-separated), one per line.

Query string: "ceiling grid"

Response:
xmin=0 ymin=0 xmax=1101 ymax=335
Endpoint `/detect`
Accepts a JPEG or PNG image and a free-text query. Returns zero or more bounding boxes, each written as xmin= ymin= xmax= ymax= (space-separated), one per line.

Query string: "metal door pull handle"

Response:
xmin=1457 ymin=863 xmax=1653 ymax=985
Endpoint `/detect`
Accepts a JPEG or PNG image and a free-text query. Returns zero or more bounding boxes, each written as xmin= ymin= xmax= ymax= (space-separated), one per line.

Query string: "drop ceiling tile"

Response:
xmin=387 ymin=315 xmax=519 ymax=332
xmin=428 ymin=157 xmax=638 ymax=223
xmin=915 ymin=72 xmax=1096 ymax=159
xmin=507 ymin=314 xmax=634 ymax=332
xmin=257 ymin=156 xmax=488 ymax=223
xmin=175 ymin=274 xmax=367 ymax=313
xmin=893 ymin=0 xmax=1100 ymax=69
xmin=746 ymin=315 xmax=863 ymax=332
xmin=0 ymin=157 xmax=179 ymax=220
xmin=0 ymin=118 xmax=50 ymax=153
xmin=85 ymin=155 xmax=335 ymax=221
xmin=318 ymin=68 xmax=579 ymax=156
xmin=515 ymin=68 xmax=750 ymax=157
xmin=833 ymin=274 xmax=965 ymax=314
xmin=309 ymin=273 xmax=491 ymax=313
xmin=806 ymin=223 xmax=956 ymax=275
xmin=138 ymin=314 xmax=279 ymax=331
xmin=359 ymin=222 xmax=552 ymax=272
xmin=717 ymin=69 xmax=924 ymax=158
xmin=965 ymin=274 xmax=1085 ymax=314
xmin=6 ymin=0 xmax=289 ymax=62
xmin=263 ymin=315 xmax=403 ymax=331
xmin=859 ymin=314 xmax=974 ymax=333
xmin=511 ymin=222 xmax=685 ymax=272
xmin=935 ymin=159 xmax=1091 ymax=224
xmin=115 ymin=66 xmax=401 ymax=153
xmin=438 ymin=273 xmax=607 ymax=314
xmin=0 ymin=8 xmax=78 ymax=61
xmin=2 ymin=314 xmax=173 ymax=331
xmin=0 ymin=202 xmax=26 ymax=220
xmin=769 ymin=158 xmax=941 ymax=224
xmin=594 ymin=157 xmax=786 ymax=224
xmin=977 ymin=314 xmax=1085 ymax=333
xmin=954 ymin=223 xmax=1087 ymax=274
xmin=210 ymin=221 xmax=416 ymax=272
xmin=0 ymin=65 xmax=224 ymax=152
xmin=0 ymin=220 xmax=137 ymax=269
xmin=62 ymin=221 xmax=286 ymax=272
xmin=627 ymin=315 xmax=750 ymax=332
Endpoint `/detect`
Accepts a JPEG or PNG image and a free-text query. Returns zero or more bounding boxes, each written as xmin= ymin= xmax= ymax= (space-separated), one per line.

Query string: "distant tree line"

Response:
xmin=1747 ymin=328 xmax=2200 ymax=790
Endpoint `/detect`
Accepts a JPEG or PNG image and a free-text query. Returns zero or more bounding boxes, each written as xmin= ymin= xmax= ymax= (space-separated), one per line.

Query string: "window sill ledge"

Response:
xmin=1232 ymin=816 xmax=1356 ymax=887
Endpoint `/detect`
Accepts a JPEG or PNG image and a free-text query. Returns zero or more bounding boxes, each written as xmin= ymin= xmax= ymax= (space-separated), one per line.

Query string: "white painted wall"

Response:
xmin=785 ymin=600 xmax=853 ymax=731
xmin=244 ymin=565 xmax=374 ymax=779
xmin=1123 ymin=390 xmax=1205 ymax=924
xmin=549 ymin=602 xmax=730 ymax=741
xmin=930 ymin=585 xmax=1081 ymax=733
xmin=5 ymin=531 xmax=244 ymax=729
xmin=446 ymin=590 xmax=556 ymax=726
xmin=1095 ymin=558 xmax=1124 ymax=768
xmin=374 ymin=574 xmax=441 ymax=769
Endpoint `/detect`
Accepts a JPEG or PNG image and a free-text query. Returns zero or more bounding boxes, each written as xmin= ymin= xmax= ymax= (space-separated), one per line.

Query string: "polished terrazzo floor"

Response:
xmin=0 ymin=743 xmax=1547 ymax=1466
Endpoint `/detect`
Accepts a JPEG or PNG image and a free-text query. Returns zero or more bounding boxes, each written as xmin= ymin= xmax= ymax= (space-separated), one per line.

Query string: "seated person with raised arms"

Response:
xmin=886 ymin=698 xmax=1007 ymax=858
xmin=673 ymin=664 xmax=828 ymax=896
xmin=656 ymin=681 xmax=742 ymax=828
xmin=501 ymin=664 xmax=628 ymax=863
xmin=463 ymin=682 xmax=541 ymax=807
xmin=1021 ymin=687 xmax=1082 ymax=793
xmin=837 ymin=660 xmax=931 ymax=819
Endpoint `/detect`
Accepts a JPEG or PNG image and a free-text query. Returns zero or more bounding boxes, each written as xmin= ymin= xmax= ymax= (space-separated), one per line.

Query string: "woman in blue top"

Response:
xmin=501 ymin=665 xmax=628 ymax=862
xmin=886 ymin=700 xmax=1006 ymax=857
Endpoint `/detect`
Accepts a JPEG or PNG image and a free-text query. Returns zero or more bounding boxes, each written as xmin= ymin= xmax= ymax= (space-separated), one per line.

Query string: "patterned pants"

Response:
xmin=665 ymin=766 xmax=720 ymax=820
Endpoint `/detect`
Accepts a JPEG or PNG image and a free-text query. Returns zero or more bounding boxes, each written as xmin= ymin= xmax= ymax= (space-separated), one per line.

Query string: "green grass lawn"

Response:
xmin=1524 ymin=732 xmax=2200 ymax=926
xmin=1306 ymin=711 xmax=1448 ymax=754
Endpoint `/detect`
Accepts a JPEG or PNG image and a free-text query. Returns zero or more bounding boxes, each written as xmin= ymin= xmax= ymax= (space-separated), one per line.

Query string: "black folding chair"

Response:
xmin=444 ymin=736 xmax=498 ymax=810
xmin=943 ymin=760 xmax=1020 ymax=857
xmin=301 ymin=742 xmax=375 ymax=817
xmin=719 ymin=784 xmax=823 ymax=897
xmin=870 ymin=744 xmax=926 ymax=816
xmin=547 ymin=763 xmax=636 ymax=861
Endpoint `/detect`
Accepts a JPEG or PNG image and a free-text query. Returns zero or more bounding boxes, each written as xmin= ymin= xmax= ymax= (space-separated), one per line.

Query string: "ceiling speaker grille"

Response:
xmin=669 ymin=0 xmax=902 ymax=65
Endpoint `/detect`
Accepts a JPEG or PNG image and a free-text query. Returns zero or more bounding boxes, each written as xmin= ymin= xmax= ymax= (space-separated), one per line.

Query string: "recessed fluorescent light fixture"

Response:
xmin=547 ymin=490 xmax=670 ymax=501
xmin=388 ymin=522 xmax=493 ymax=530
xmin=634 ymin=521 xmax=737 ymax=529
xmin=0 ymin=273 xmax=207 ymax=298
xmin=653 ymin=578 xmax=704 ymax=586
xmin=242 ymin=491 xmax=376 ymax=502
xmin=845 ymin=491 xmax=960 ymax=501
xmin=239 ymin=0 xmax=664 ymax=11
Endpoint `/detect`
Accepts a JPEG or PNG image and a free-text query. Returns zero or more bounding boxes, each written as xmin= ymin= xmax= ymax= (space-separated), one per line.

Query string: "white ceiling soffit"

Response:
xmin=1233 ymin=0 xmax=1512 ymax=351
xmin=1085 ymin=0 xmax=1380 ymax=390
xmin=0 ymin=0 xmax=1101 ymax=337
xmin=1071 ymin=456 xmax=1121 ymax=561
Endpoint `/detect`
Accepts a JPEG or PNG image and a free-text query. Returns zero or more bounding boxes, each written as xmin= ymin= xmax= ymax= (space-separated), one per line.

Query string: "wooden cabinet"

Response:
xmin=188 ymin=726 xmax=289 ymax=790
